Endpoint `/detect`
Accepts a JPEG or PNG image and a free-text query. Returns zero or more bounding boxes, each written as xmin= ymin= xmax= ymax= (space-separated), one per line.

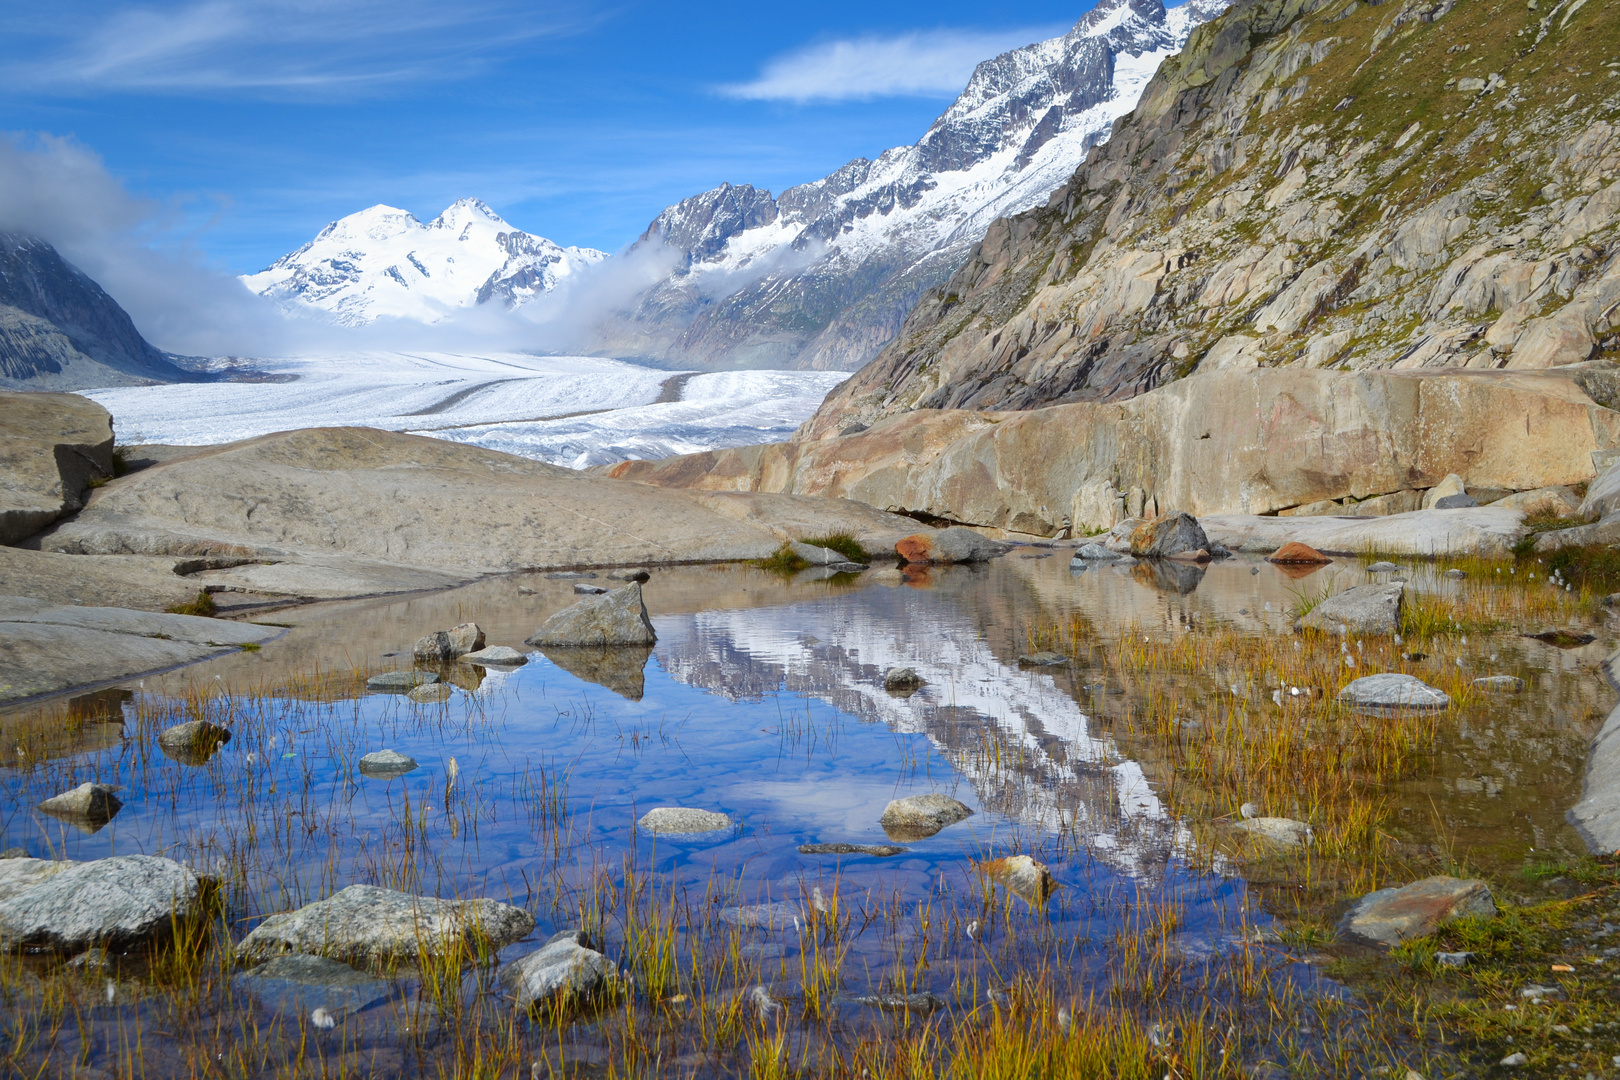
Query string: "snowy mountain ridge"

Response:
xmin=594 ymin=0 xmax=1228 ymax=370
xmin=242 ymin=198 xmax=606 ymax=326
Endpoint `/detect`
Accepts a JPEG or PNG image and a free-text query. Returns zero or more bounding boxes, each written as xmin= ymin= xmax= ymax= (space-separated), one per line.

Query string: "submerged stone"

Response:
xmin=234 ymin=954 xmax=392 ymax=1020
xmin=1338 ymin=673 xmax=1451 ymax=711
xmin=359 ymin=749 xmax=418 ymax=779
xmin=850 ymin=991 xmax=946 ymax=1011
xmin=365 ymin=671 xmax=438 ymax=693
xmin=498 ymin=930 xmax=616 ymax=1010
xmin=798 ymin=842 xmax=907 ymax=858
xmin=978 ymin=855 xmax=1060 ymax=906
xmin=1234 ymin=817 xmax=1313 ymax=847
xmin=883 ymin=666 xmax=925 ymax=692
xmin=1018 ymin=651 xmax=1067 ymax=666
xmin=637 ymin=807 xmax=732 ymax=835
xmin=719 ymin=902 xmax=803 ymax=930
xmin=1473 ymin=675 xmax=1525 ymax=693
xmin=407 ymin=683 xmax=452 ymax=704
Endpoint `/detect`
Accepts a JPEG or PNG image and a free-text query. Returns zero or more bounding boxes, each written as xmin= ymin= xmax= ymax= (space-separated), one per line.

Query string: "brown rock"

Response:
xmin=0 ymin=392 xmax=114 ymax=545
xmin=1267 ymin=541 xmax=1332 ymax=565
xmin=1340 ymin=876 xmax=1496 ymax=946
xmin=978 ymin=855 xmax=1061 ymax=906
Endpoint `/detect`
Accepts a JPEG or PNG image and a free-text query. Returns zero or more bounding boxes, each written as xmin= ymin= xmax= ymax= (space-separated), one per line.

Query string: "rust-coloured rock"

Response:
xmin=1267 ymin=541 xmax=1332 ymax=565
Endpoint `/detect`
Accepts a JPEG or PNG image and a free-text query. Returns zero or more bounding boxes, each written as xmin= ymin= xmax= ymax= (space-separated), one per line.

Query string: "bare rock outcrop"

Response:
xmin=0 ymin=392 xmax=114 ymax=544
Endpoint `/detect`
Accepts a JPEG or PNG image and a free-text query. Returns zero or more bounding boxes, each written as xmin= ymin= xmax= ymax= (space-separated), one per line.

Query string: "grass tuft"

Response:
xmin=165 ymin=590 xmax=217 ymax=617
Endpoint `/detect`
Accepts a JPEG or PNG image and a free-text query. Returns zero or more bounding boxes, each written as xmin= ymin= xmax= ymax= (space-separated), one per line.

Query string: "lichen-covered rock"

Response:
xmin=883 ymin=666 xmax=925 ymax=692
xmin=234 ymin=884 xmax=535 ymax=965
xmin=1130 ymin=513 xmax=1209 ymax=559
xmin=526 ymin=585 xmax=656 ymax=647
xmin=879 ymin=793 xmax=973 ymax=841
xmin=498 ymin=930 xmax=616 ymax=1009
xmin=1340 ymin=876 xmax=1496 ymax=946
xmin=895 ymin=526 xmax=1001 ymax=564
xmin=1297 ymin=583 xmax=1404 ymax=636
xmin=1337 ymin=673 xmax=1451 ymax=711
xmin=637 ymin=807 xmax=732 ymax=834
xmin=0 ymin=855 xmax=200 ymax=951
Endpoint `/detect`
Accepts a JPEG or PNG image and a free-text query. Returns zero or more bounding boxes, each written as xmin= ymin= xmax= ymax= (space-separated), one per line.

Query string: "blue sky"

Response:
xmin=0 ymin=0 xmax=1099 ymax=274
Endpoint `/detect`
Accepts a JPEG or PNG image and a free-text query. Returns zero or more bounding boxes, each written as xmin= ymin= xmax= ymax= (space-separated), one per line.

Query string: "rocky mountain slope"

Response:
xmin=0 ymin=233 xmax=192 ymax=391
xmin=243 ymin=199 xmax=606 ymax=326
xmin=590 ymin=0 xmax=1228 ymax=371
xmin=801 ymin=0 xmax=1620 ymax=439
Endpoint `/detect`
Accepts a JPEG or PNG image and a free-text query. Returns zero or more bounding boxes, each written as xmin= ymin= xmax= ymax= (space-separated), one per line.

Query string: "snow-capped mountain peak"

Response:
xmin=244 ymin=200 xmax=606 ymax=326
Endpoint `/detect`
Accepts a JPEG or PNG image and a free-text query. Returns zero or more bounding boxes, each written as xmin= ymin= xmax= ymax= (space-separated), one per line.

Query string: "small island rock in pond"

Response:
xmin=978 ymin=855 xmax=1060 ymax=906
xmin=157 ymin=719 xmax=232 ymax=766
xmin=879 ymin=793 xmax=973 ymax=841
xmin=1340 ymin=875 xmax=1496 ymax=946
xmin=1072 ymin=542 xmax=1122 ymax=561
xmin=895 ymin=526 xmax=1000 ymax=564
xmin=234 ymin=954 xmax=392 ymax=1020
xmin=1297 ymin=583 xmax=1405 ymax=636
xmin=499 ymin=929 xmax=616 ymax=1010
xmin=413 ymin=622 xmax=485 ymax=663
xmin=526 ymin=584 xmax=656 ymax=647
xmin=459 ymin=645 xmax=527 ymax=666
xmin=883 ymin=667 xmax=925 ymax=692
xmin=1366 ymin=561 xmax=1405 ymax=574
xmin=637 ymin=807 xmax=732 ymax=834
xmin=0 ymin=855 xmax=200 ymax=951
xmin=1338 ymin=673 xmax=1451 ymax=711
xmin=1267 ymin=541 xmax=1332 ymax=565
xmin=359 ymin=749 xmax=418 ymax=779
xmin=365 ymin=671 xmax=438 ymax=693
xmin=36 ymin=782 xmax=122 ymax=832
xmin=1130 ymin=513 xmax=1209 ymax=559
xmin=234 ymin=884 xmax=535 ymax=965
xmin=798 ymin=842 xmax=907 ymax=857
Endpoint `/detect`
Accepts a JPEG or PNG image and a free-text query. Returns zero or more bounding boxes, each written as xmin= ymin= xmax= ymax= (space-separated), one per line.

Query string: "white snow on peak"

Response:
xmin=242 ymin=199 xmax=607 ymax=327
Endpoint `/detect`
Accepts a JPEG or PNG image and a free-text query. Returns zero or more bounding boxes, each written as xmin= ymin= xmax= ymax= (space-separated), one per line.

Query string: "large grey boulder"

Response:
xmin=1340 ymin=876 xmax=1496 ymax=946
xmin=498 ymin=929 xmax=616 ymax=1009
xmin=1337 ymin=673 xmax=1451 ymax=711
xmin=879 ymin=793 xmax=973 ymax=841
xmin=0 ymin=857 xmax=77 ymax=901
xmin=525 ymin=585 xmax=656 ymax=647
xmin=37 ymin=782 xmax=122 ymax=832
xmin=233 ymin=954 xmax=393 ymax=1020
xmin=1420 ymin=474 xmax=1468 ymax=510
xmin=1130 ymin=513 xmax=1209 ymax=559
xmin=234 ymin=884 xmax=535 ymax=965
xmin=1296 ymin=582 xmax=1405 ymax=636
xmin=637 ymin=807 xmax=732 ymax=835
xmin=0 ymin=854 xmax=200 ymax=950
xmin=0 ymin=392 xmax=114 ymax=545
xmin=413 ymin=623 xmax=485 ymax=663
xmin=157 ymin=719 xmax=232 ymax=766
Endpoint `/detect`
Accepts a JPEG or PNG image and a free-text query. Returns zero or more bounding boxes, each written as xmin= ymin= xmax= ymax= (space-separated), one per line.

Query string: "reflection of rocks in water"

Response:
xmin=1270 ymin=560 xmax=1328 ymax=582
xmin=437 ymin=664 xmax=484 ymax=694
xmin=67 ymin=688 xmax=132 ymax=724
xmin=1131 ymin=559 xmax=1205 ymax=595
xmin=540 ymin=646 xmax=653 ymax=701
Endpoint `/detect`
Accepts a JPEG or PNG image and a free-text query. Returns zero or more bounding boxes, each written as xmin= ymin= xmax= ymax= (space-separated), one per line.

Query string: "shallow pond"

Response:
xmin=0 ymin=553 xmax=1612 ymax=1078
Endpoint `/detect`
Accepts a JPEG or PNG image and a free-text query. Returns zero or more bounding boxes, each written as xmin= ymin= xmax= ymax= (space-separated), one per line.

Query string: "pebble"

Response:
xmin=1500 ymin=1052 xmax=1527 ymax=1066
xmin=1436 ymin=951 xmax=1474 ymax=968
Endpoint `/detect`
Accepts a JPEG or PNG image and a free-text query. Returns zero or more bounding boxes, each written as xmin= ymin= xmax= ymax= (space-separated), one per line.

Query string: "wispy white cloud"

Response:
xmin=718 ymin=27 xmax=1053 ymax=103
xmin=3 ymin=0 xmax=601 ymax=97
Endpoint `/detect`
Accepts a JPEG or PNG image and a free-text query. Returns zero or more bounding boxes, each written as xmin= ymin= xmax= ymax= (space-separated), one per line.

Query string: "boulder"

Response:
xmin=1073 ymin=542 xmax=1122 ymax=560
xmin=1340 ymin=876 xmax=1496 ymax=946
xmin=499 ymin=930 xmax=616 ymax=1009
xmin=234 ymin=884 xmax=536 ymax=965
xmin=539 ymin=644 xmax=653 ymax=701
xmin=412 ymin=623 xmax=485 ymax=663
xmin=525 ymin=584 xmax=656 ymax=648
xmin=0 ymin=857 xmax=76 ymax=901
xmin=1297 ymin=583 xmax=1405 ymax=636
xmin=0 ymin=392 xmax=114 ymax=545
xmin=895 ymin=526 xmax=1000 ymax=564
xmin=883 ymin=666 xmax=925 ymax=692
xmin=1130 ymin=513 xmax=1209 ymax=559
xmin=1101 ymin=519 xmax=1144 ymax=552
xmin=157 ymin=719 xmax=232 ymax=767
xmin=407 ymin=683 xmax=452 ymax=704
xmin=797 ymin=843 xmax=907 ymax=857
xmin=719 ymin=902 xmax=803 ymax=930
xmin=459 ymin=645 xmax=527 ymax=666
xmin=1572 ymin=701 xmax=1620 ymax=851
xmin=359 ymin=749 xmax=418 ymax=779
xmin=1433 ymin=492 xmax=1479 ymax=509
xmin=637 ymin=807 xmax=732 ymax=835
xmin=1582 ymin=457 xmax=1620 ymax=520
xmin=1267 ymin=542 xmax=1332 ymax=565
xmin=1337 ymin=673 xmax=1451 ymax=711
xmin=879 ymin=793 xmax=973 ymax=841
xmin=37 ymin=782 xmax=122 ymax=832
xmin=1421 ymin=474 xmax=1469 ymax=510
xmin=233 ymin=954 xmax=393 ymax=1020
xmin=1494 ymin=486 xmax=1580 ymax=517
xmin=1235 ymin=817 xmax=1313 ymax=847
xmin=978 ymin=855 xmax=1060 ymax=906
xmin=0 ymin=855 xmax=200 ymax=950
xmin=1536 ymin=511 xmax=1620 ymax=552
xmin=789 ymin=541 xmax=864 ymax=567
xmin=365 ymin=671 xmax=438 ymax=693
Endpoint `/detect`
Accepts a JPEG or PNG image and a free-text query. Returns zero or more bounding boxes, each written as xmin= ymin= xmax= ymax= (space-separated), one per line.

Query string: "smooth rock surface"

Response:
xmin=1338 ymin=673 xmax=1451 ymax=711
xmin=498 ymin=930 xmax=616 ymax=1009
xmin=0 ymin=392 xmax=114 ymax=545
xmin=1297 ymin=583 xmax=1405 ymax=636
xmin=359 ymin=749 xmax=418 ymax=779
xmin=234 ymin=884 xmax=535 ymax=965
xmin=879 ymin=793 xmax=973 ymax=841
xmin=895 ymin=526 xmax=1000 ymax=564
xmin=460 ymin=645 xmax=527 ymax=666
xmin=234 ymin=954 xmax=393 ymax=1020
xmin=1130 ymin=513 xmax=1209 ymax=558
xmin=0 ymin=855 xmax=200 ymax=950
xmin=526 ymin=584 xmax=656 ymax=647
xmin=1340 ymin=876 xmax=1496 ymax=946
xmin=789 ymin=541 xmax=863 ymax=567
xmin=1202 ymin=507 xmax=1529 ymax=558
xmin=1570 ymin=700 xmax=1620 ymax=852
xmin=1494 ymin=485 xmax=1580 ymax=517
xmin=0 ymin=858 xmax=76 ymax=901
xmin=636 ymin=807 xmax=732 ymax=834
xmin=36 ymin=782 xmax=122 ymax=831
xmin=157 ymin=719 xmax=232 ymax=766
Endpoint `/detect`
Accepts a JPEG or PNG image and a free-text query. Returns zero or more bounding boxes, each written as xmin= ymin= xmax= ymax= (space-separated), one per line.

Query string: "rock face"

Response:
xmin=498 ymin=930 xmax=616 ymax=1009
xmin=896 ymin=526 xmax=1002 ymax=563
xmin=413 ymin=623 xmax=485 ymax=663
xmin=0 ymin=392 xmax=115 ymax=544
xmin=1130 ymin=513 xmax=1209 ymax=558
xmin=588 ymin=0 xmax=1227 ymax=373
xmin=1340 ymin=876 xmax=1497 ymax=946
xmin=234 ymin=884 xmax=536 ymax=965
xmin=526 ymin=585 xmax=656 ymax=647
xmin=234 ymin=954 xmax=393 ymax=1020
xmin=797 ymin=0 xmax=1620 ymax=437
xmin=0 ymin=855 xmax=200 ymax=950
xmin=1297 ymin=583 xmax=1405 ymax=636
xmin=0 ymin=233 xmax=193 ymax=391
xmin=879 ymin=793 xmax=974 ymax=841
xmin=1338 ymin=673 xmax=1451 ymax=711
xmin=36 ymin=782 xmax=122 ymax=831
xmin=1203 ymin=508 xmax=1528 ymax=558
xmin=636 ymin=807 xmax=732 ymax=835
xmin=157 ymin=720 xmax=232 ymax=766
xmin=607 ymin=367 xmax=1612 ymax=541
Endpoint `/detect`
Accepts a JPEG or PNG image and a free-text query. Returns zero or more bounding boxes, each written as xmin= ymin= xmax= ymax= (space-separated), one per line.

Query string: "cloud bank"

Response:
xmin=719 ymin=27 xmax=1052 ymax=103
